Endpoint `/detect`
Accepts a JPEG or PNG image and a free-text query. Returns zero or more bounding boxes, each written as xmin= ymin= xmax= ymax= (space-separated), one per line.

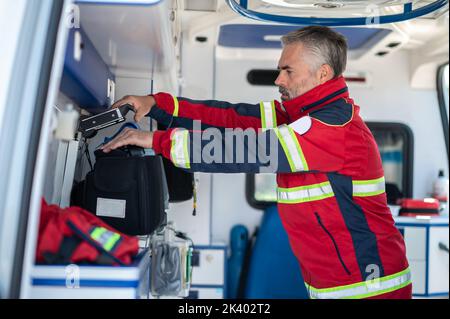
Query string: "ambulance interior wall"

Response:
xmin=179 ymin=34 xmax=449 ymax=245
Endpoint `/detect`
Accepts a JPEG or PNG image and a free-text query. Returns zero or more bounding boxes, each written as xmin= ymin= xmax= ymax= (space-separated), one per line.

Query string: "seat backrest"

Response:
xmin=243 ymin=205 xmax=309 ymax=299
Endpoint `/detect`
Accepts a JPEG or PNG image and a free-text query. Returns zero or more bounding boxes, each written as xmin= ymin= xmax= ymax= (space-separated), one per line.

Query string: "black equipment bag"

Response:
xmin=74 ymin=146 xmax=167 ymax=236
xmin=161 ymin=157 xmax=194 ymax=202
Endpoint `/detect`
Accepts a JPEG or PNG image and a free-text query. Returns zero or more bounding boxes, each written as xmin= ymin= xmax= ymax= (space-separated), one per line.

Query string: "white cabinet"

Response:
xmin=189 ymin=244 xmax=227 ymax=299
xmin=29 ymin=250 xmax=151 ymax=299
xmin=187 ymin=287 xmax=224 ymax=299
xmin=395 ymin=217 xmax=449 ymax=298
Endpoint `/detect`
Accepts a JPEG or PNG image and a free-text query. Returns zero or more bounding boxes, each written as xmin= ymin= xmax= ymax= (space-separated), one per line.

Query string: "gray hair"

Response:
xmin=281 ymin=26 xmax=348 ymax=77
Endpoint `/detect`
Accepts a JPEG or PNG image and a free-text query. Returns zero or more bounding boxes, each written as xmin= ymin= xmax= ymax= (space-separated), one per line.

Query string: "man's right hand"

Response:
xmin=112 ymin=95 xmax=155 ymax=123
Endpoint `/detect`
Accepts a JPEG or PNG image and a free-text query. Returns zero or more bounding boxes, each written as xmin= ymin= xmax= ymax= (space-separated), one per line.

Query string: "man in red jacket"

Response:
xmin=102 ymin=26 xmax=412 ymax=299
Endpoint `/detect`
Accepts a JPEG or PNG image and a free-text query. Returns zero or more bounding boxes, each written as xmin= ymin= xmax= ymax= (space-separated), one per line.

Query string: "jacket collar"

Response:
xmin=282 ymin=76 xmax=349 ymax=122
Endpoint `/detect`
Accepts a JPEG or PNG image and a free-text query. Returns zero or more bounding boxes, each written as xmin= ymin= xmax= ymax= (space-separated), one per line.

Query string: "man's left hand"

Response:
xmin=101 ymin=128 xmax=154 ymax=153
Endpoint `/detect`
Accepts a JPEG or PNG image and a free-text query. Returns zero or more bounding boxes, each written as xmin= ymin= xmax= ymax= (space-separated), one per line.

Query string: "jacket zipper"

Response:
xmin=314 ymin=212 xmax=351 ymax=276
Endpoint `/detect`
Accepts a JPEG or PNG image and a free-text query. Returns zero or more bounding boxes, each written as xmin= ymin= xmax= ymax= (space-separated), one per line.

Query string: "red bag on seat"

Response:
xmin=398 ymin=198 xmax=440 ymax=217
xmin=36 ymin=199 xmax=139 ymax=265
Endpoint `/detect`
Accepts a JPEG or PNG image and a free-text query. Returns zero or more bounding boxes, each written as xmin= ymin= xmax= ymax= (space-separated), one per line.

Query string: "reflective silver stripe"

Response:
xmin=306 ymin=268 xmax=412 ymax=299
xmin=278 ymin=182 xmax=334 ymax=204
xmin=353 ymin=177 xmax=385 ymax=197
xmin=170 ymin=129 xmax=190 ymax=169
xmin=260 ymin=101 xmax=277 ymax=130
xmin=274 ymin=125 xmax=308 ymax=172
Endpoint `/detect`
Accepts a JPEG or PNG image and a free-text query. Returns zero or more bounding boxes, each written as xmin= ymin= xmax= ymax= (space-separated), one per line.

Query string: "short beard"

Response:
xmin=278 ymin=87 xmax=290 ymax=101
xmin=290 ymin=77 xmax=320 ymax=100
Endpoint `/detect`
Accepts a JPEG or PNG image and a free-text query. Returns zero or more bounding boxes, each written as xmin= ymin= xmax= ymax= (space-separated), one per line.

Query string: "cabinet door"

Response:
xmin=191 ymin=248 xmax=226 ymax=286
xmin=428 ymin=227 xmax=449 ymax=294
xmin=401 ymin=226 xmax=426 ymax=295
xmin=403 ymin=227 xmax=427 ymax=261
xmin=409 ymin=260 xmax=426 ymax=295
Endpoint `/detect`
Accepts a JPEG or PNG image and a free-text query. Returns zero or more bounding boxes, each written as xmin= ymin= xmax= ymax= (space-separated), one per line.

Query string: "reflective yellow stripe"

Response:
xmin=305 ymin=268 xmax=411 ymax=299
xmin=270 ymin=101 xmax=277 ymax=129
xmin=353 ymin=177 xmax=385 ymax=197
xmin=260 ymin=101 xmax=277 ymax=131
xmin=90 ymin=227 xmax=121 ymax=252
xmin=103 ymin=233 xmax=121 ymax=252
xmin=171 ymin=129 xmax=191 ymax=169
xmin=278 ymin=181 xmax=334 ymax=204
xmin=274 ymin=125 xmax=308 ymax=172
xmin=260 ymin=102 xmax=267 ymax=129
xmin=173 ymin=96 xmax=179 ymax=117
xmin=287 ymin=125 xmax=308 ymax=170
xmin=90 ymin=227 xmax=107 ymax=241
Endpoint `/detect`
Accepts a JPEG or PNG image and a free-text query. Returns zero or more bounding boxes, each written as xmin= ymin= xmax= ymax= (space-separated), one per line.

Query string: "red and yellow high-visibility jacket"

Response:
xmin=149 ymin=76 xmax=412 ymax=299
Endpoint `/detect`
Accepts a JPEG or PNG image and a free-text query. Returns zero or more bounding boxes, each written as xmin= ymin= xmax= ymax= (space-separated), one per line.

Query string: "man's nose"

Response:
xmin=274 ymin=72 xmax=284 ymax=87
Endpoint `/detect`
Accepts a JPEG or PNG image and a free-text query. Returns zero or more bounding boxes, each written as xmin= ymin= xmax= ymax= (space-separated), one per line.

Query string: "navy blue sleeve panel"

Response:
xmin=187 ymin=128 xmax=293 ymax=173
xmin=152 ymin=127 xmax=292 ymax=174
xmin=148 ymin=102 xmax=173 ymax=127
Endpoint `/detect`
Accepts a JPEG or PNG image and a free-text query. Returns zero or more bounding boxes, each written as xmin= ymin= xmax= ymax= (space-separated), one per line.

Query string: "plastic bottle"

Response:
xmin=54 ymin=104 xmax=79 ymax=141
xmin=432 ymin=170 xmax=449 ymax=202
xmin=432 ymin=170 xmax=449 ymax=217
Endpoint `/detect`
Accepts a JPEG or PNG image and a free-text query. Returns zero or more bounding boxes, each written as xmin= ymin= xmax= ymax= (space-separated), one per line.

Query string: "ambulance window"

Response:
xmin=437 ymin=63 xmax=449 ymax=158
xmin=246 ymin=173 xmax=277 ymax=210
xmin=246 ymin=122 xmax=413 ymax=209
xmin=367 ymin=123 xmax=414 ymax=204
xmin=247 ymin=70 xmax=278 ymax=86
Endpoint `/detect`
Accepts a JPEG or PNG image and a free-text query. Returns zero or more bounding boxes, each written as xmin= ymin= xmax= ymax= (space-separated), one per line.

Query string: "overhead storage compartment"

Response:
xmin=76 ymin=0 xmax=176 ymax=75
xmin=59 ymin=0 xmax=178 ymax=111
xmin=60 ymin=27 xmax=115 ymax=111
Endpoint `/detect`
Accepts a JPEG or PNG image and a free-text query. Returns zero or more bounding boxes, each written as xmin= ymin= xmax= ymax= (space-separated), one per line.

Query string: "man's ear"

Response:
xmin=319 ymin=64 xmax=334 ymax=84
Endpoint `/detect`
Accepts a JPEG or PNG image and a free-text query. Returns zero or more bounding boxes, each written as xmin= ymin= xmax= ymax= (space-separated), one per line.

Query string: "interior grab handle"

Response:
xmin=439 ymin=242 xmax=449 ymax=253
xmin=225 ymin=0 xmax=449 ymax=26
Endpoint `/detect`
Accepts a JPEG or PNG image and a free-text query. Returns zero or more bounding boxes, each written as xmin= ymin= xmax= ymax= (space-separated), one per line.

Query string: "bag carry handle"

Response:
xmin=96 ymin=122 xmax=146 ymax=157
xmin=122 ymin=145 xmax=145 ymax=157
xmin=97 ymin=122 xmax=140 ymax=149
